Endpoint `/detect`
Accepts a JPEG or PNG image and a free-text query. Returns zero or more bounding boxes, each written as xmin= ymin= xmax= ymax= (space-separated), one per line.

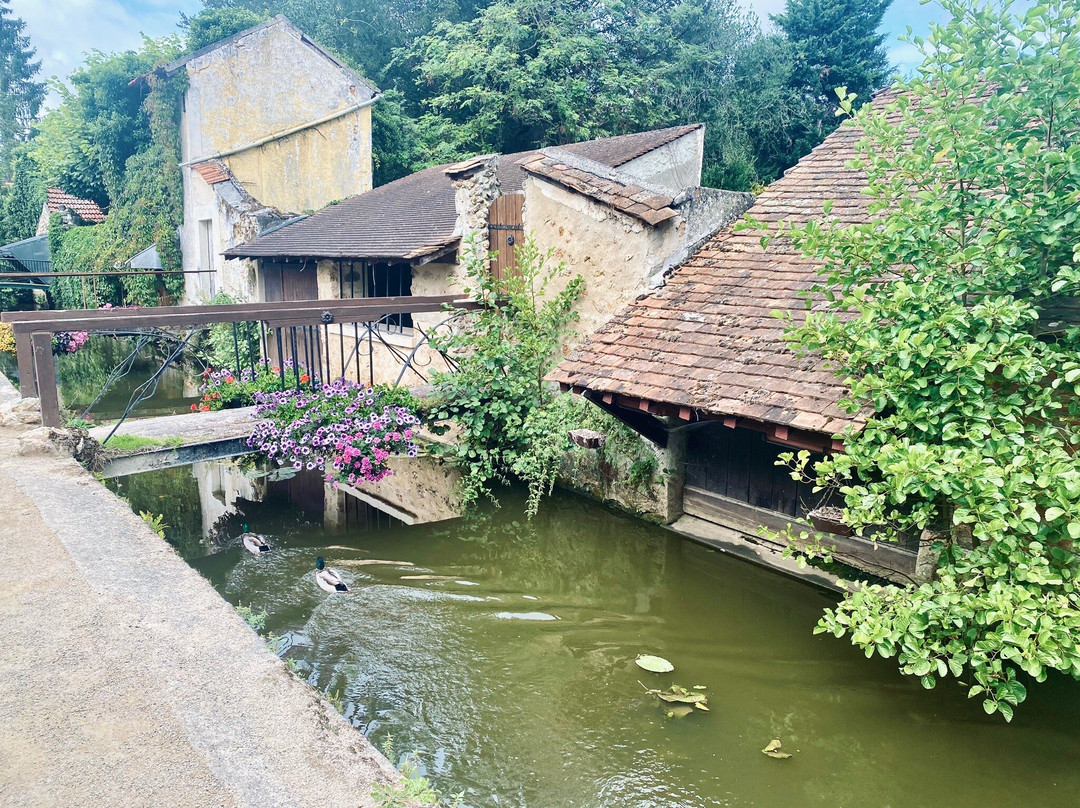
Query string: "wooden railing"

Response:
xmin=1 ymin=295 xmax=479 ymax=428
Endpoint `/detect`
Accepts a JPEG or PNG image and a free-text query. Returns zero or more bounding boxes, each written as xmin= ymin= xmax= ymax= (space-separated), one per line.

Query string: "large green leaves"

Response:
xmin=782 ymin=0 xmax=1080 ymax=720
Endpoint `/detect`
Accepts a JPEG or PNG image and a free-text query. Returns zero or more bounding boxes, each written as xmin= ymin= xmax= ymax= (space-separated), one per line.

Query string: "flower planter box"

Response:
xmin=807 ymin=506 xmax=852 ymax=536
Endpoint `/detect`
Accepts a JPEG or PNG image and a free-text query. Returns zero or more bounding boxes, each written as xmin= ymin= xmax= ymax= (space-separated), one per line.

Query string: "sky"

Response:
xmin=12 ymin=0 xmax=948 ymax=103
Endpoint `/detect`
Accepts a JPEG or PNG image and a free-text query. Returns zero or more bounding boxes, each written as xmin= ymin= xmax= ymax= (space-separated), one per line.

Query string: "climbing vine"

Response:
xmin=429 ymin=236 xmax=583 ymax=513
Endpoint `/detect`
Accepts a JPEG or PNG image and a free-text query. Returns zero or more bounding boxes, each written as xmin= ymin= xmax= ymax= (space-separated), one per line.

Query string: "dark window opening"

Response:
xmin=339 ymin=260 xmax=413 ymax=333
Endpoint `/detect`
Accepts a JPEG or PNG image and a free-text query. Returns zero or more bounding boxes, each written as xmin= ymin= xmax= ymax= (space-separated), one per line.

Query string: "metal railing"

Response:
xmin=1 ymin=295 xmax=479 ymax=429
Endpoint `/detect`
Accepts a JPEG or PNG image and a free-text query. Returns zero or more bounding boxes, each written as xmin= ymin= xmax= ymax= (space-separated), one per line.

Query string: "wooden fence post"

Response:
xmin=15 ymin=330 xmax=37 ymax=397
xmin=30 ymin=332 xmax=61 ymax=427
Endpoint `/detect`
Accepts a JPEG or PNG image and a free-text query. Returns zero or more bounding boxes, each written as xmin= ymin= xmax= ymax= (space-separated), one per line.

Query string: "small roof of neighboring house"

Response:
xmin=224 ymin=124 xmax=703 ymax=263
xmin=551 ymin=93 xmax=904 ymax=439
xmin=190 ymin=159 xmax=233 ymax=186
xmin=162 ymin=15 xmax=378 ymax=98
xmin=0 ymin=234 xmax=51 ymax=288
xmin=45 ymin=187 xmax=106 ymax=224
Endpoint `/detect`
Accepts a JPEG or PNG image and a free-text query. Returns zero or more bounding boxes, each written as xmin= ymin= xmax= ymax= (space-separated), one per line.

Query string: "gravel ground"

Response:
xmin=0 ymin=391 xmax=403 ymax=808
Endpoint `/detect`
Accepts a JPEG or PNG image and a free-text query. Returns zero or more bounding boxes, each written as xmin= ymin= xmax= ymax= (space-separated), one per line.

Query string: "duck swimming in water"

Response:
xmin=315 ymin=556 xmax=349 ymax=593
xmin=239 ymin=524 xmax=271 ymax=555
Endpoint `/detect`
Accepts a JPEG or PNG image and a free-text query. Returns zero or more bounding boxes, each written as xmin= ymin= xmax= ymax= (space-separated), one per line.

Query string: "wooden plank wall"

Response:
xmin=684 ymin=424 xmax=824 ymax=517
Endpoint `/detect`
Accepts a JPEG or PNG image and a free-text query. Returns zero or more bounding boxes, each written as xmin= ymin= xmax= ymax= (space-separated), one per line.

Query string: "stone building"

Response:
xmin=551 ymin=90 xmax=920 ymax=582
xmin=165 ymin=15 xmax=378 ymax=303
xmin=223 ymin=124 xmax=751 ymax=386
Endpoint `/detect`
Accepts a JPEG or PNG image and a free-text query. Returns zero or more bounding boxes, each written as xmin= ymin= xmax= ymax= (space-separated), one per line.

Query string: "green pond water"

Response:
xmin=109 ymin=460 xmax=1080 ymax=808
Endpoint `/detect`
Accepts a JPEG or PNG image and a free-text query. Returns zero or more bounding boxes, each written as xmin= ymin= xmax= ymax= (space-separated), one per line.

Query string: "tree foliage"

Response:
xmin=30 ymin=37 xmax=182 ymax=207
xmin=0 ymin=0 xmax=44 ymax=178
xmin=780 ymin=0 xmax=1080 ymax=720
xmin=182 ymin=6 xmax=270 ymax=52
xmin=0 ymin=149 xmax=43 ymax=243
xmin=399 ymin=0 xmax=756 ymax=166
xmin=201 ymin=0 xmax=892 ymax=189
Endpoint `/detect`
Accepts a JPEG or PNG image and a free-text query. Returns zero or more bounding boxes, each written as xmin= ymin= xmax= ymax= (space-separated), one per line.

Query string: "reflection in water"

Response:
xmin=113 ymin=461 xmax=1080 ymax=808
xmin=0 ymin=334 xmax=200 ymax=421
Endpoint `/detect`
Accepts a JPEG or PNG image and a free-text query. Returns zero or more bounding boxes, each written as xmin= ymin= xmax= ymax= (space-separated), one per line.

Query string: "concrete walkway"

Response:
xmin=0 ymin=389 xmax=402 ymax=807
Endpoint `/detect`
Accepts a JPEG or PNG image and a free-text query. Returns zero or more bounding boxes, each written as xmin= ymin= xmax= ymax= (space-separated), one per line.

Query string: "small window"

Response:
xmin=198 ymin=219 xmax=214 ymax=269
xmin=340 ymin=261 xmax=413 ymax=333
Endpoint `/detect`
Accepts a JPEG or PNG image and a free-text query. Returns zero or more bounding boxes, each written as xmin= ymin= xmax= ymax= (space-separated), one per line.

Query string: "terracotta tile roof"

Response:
xmin=551 ymin=92 xmax=904 ymax=436
xmin=190 ymin=159 xmax=233 ymax=185
xmin=519 ymin=149 xmax=679 ymax=226
xmin=45 ymin=187 xmax=105 ymax=224
xmin=224 ymin=125 xmax=705 ymax=262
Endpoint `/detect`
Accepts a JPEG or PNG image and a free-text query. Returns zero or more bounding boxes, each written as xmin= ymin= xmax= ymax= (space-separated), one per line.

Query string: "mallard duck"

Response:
xmin=239 ymin=524 xmax=271 ymax=555
xmin=315 ymin=556 xmax=349 ymax=593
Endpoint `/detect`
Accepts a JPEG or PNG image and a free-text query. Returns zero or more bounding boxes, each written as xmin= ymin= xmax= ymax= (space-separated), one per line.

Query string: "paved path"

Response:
xmin=0 ymin=395 xmax=402 ymax=807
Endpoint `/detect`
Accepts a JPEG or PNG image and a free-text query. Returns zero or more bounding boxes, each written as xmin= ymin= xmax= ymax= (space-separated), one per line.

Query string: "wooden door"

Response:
xmin=259 ymin=260 xmax=318 ymax=302
xmin=488 ymin=194 xmax=524 ymax=282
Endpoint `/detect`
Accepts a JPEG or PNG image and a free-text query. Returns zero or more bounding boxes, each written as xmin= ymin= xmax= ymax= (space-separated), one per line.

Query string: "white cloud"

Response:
xmin=11 ymin=0 xmax=200 ymax=105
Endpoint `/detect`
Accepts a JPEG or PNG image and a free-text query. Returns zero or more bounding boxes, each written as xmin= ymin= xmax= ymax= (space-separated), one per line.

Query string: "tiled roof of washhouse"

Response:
xmin=551 ymin=92 xmax=904 ymax=438
xmin=45 ymin=187 xmax=106 ymax=224
xmin=223 ymin=125 xmax=704 ymax=263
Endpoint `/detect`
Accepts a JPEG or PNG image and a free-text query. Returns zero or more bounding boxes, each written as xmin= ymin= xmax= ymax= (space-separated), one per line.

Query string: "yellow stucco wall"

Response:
xmin=181 ymin=20 xmax=374 ymax=214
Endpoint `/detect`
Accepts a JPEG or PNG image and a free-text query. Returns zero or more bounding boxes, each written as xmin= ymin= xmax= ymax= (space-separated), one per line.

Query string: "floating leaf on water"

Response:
xmin=656 ymin=691 xmax=705 ymax=705
xmin=692 ymin=685 xmax=707 ymax=690
xmin=665 ymin=704 xmax=695 ymax=719
xmin=643 ymin=682 xmax=709 ymax=713
xmin=635 ymin=654 xmax=674 ymax=673
xmin=762 ymin=739 xmax=792 ymax=759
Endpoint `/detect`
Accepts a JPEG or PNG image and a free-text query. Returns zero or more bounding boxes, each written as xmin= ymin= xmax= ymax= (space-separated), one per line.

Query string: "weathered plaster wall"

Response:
xmin=180 ymin=21 xmax=374 ymax=213
xmin=223 ymin=105 xmax=372 ymax=214
xmin=179 ymin=19 xmax=375 ymax=302
xmin=618 ymin=129 xmax=704 ymax=194
xmin=181 ymin=175 xmax=282 ymax=303
xmin=522 ymin=176 xmax=677 ymax=341
xmin=34 ymin=203 xmax=49 ymax=237
xmin=522 ymin=175 xmax=752 ymax=343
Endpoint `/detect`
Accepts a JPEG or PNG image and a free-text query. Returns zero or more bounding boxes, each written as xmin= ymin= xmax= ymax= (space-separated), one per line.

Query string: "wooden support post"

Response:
xmin=30 ymin=332 xmax=61 ymax=427
xmin=15 ymin=330 xmax=36 ymax=397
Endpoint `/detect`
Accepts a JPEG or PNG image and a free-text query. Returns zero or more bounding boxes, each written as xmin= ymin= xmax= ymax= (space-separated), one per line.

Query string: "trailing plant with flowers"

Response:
xmin=194 ymin=358 xmax=311 ymax=412
xmin=52 ymin=330 xmax=90 ymax=355
xmin=246 ymin=378 xmax=421 ymax=486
